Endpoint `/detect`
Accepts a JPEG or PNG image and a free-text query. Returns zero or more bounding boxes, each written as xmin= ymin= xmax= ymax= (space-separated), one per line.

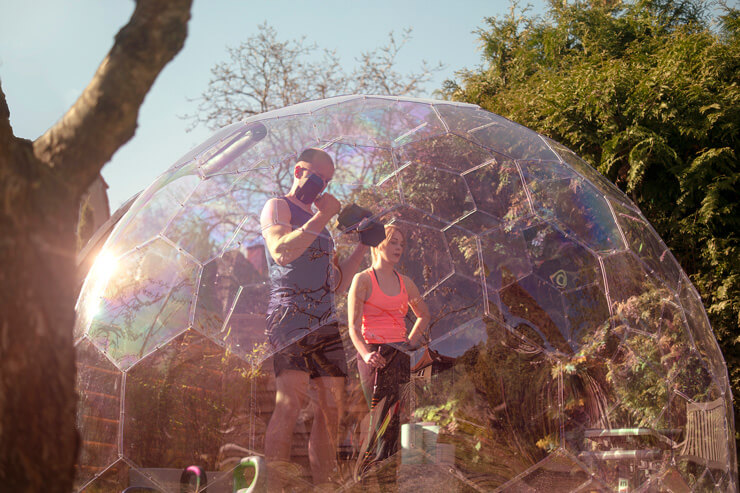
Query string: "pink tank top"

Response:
xmin=361 ymin=269 xmax=409 ymax=344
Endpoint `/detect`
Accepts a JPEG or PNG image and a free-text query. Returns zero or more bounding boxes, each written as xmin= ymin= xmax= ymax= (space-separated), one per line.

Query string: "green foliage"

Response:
xmin=445 ymin=0 xmax=740 ymax=449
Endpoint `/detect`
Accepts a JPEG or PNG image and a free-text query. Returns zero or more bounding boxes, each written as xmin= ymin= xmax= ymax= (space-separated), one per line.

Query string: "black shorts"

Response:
xmin=270 ymin=323 xmax=348 ymax=379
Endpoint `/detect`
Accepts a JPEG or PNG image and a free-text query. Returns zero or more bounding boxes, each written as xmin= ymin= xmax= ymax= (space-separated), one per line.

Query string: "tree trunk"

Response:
xmin=0 ymin=1 xmax=192 ymax=490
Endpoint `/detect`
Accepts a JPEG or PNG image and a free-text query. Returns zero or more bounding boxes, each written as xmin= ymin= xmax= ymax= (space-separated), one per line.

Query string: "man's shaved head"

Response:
xmin=298 ymin=148 xmax=333 ymax=168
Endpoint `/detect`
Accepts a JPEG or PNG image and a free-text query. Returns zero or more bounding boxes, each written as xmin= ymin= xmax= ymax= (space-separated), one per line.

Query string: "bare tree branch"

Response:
xmin=33 ymin=0 xmax=193 ymax=196
xmin=184 ymin=24 xmax=445 ymax=131
xmin=0 ymin=2 xmax=194 ymax=490
xmin=0 ymin=80 xmax=13 ymax=147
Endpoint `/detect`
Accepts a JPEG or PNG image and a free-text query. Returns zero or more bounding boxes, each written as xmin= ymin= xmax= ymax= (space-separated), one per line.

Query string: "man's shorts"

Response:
xmin=270 ymin=323 xmax=348 ymax=379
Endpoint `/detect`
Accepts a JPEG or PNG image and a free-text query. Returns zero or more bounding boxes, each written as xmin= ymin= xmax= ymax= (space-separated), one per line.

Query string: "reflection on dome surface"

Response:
xmin=74 ymin=95 xmax=736 ymax=492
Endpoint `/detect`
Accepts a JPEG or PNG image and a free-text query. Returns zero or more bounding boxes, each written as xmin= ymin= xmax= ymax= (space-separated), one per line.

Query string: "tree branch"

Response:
xmin=0 ymin=80 xmax=13 ymax=150
xmin=33 ymin=0 xmax=193 ymax=196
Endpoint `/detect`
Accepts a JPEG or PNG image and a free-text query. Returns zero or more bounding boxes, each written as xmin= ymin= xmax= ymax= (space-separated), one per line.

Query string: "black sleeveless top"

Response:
xmin=265 ymin=198 xmax=336 ymax=341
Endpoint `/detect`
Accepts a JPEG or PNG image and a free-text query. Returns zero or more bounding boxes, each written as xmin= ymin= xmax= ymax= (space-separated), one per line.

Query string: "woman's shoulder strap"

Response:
xmin=396 ymin=271 xmax=408 ymax=294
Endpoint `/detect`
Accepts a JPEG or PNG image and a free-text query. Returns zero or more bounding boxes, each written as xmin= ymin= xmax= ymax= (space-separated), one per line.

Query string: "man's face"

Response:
xmin=297 ymin=159 xmax=334 ymax=191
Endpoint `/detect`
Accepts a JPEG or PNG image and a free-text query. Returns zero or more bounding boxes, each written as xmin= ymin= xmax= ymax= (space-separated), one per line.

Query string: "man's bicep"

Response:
xmin=260 ymin=198 xmax=290 ymax=231
xmin=260 ymin=199 xmax=292 ymax=255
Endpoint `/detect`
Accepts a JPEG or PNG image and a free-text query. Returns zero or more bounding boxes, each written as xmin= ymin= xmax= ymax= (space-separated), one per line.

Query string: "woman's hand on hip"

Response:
xmin=363 ymin=350 xmax=386 ymax=368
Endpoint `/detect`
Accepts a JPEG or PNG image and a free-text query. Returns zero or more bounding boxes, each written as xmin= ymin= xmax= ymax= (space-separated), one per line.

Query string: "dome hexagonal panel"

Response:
xmin=543 ymin=136 xmax=634 ymax=209
xmin=123 ymin=330 xmax=255 ymax=471
xmin=479 ymin=224 xmax=533 ymax=291
xmin=463 ymin=156 xmax=530 ymax=229
xmin=76 ymin=459 xmax=160 ymax=492
xmin=74 ymin=339 xmax=122 ymax=491
xmin=86 ymin=238 xmax=199 ymax=369
xmin=323 ymin=142 xmax=401 ymax=214
xmin=314 ymin=98 xmax=446 ymax=148
xmin=105 ymin=173 xmax=201 ymax=257
xmin=193 ymin=247 xmax=270 ymax=360
xmin=398 ymin=162 xmax=475 ymax=223
xmin=394 ymin=133 xmax=493 ymax=173
xmin=162 ymin=175 xmax=255 ymax=264
xmin=519 ymin=160 xmax=624 ymax=252
xmin=434 ymin=104 xmax=558 ymax=161
xmin=611 ymin=199 xmax=682 ymax=292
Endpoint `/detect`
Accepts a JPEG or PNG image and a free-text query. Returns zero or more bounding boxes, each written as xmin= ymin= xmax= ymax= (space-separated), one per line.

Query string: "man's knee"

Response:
xmin=274 ymin=370 xmax=310 ymax=410
xmin=314 ymin=377 xmax=345 ymax=417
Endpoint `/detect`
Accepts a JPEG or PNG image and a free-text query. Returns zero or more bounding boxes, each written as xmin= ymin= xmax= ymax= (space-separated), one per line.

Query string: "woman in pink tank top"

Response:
xmin=348 ymin=224 xmax=430 ymax=480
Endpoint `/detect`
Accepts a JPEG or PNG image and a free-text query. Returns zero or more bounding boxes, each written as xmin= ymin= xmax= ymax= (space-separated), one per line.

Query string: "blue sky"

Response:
xmin=1 ymin=0 xmax=545 ymax=209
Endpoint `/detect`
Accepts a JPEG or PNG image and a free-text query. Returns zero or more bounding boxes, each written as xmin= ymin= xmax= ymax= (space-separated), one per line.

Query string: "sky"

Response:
xmin=0 ymin=0 xmax=546 ymax=210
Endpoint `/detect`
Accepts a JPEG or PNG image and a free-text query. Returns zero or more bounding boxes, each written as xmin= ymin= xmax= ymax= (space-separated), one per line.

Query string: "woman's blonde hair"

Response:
xmin=370 ymin=224 xmax=405 ymax=263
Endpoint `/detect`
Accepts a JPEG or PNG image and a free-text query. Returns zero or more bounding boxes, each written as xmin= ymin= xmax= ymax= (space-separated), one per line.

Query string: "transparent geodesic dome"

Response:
xmin=74 ymin=95 xmax=736 ymax=492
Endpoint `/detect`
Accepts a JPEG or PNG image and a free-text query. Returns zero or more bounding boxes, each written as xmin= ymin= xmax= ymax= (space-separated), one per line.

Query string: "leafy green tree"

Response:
xmin=444 ymin=0 xmax=740 ymax=449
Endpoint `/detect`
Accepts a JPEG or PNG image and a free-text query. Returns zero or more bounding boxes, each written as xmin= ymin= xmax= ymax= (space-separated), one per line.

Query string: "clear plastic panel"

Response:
xmin=424 ymin=274 xmax=485 ymax=342
xmin=105 ymin=174 xmax=201 ymax=257
xmin=611 ymin=199 xmax=682 ymax=292
xmin=450 ymin=210 xmax=501 ymax=235
xmin=435 ymin=105 xmax=558 ymax=161
xmin=562 ymin=282 xmax=610 ymax=349
xmin=323 ymin=142 xmax=401 ymax=214
xmin=76 ymin=459 xmax=160 ymax=493
xmin=519 ymin=160 xmax=624 ymax=252
xmin=523 ymin=223 xmax=602 ymax=291
xmin=479 ymin=225 xmax=532 ymax=291
xmin=74 ymin=338 xmax=122 ymax=491
xmin=394 ymin=133 xmax=493 ymax=173
xmin=244 ymin=94 xmax=361 ymax=121
xmin=678 ymin=276 xmax=729 ymax=392
xmin=543 ymin=136 xmax=635 ymax=209
xmin=224 ymin=215 xmax=264 ymax=255
xmin=314 ymin=99 xmax=446 ymax=148
xmin=607 ymin=330 xmax=672 ymax=428
xmin=314 ymin=98 xmax=395 ymax=147
xmin=464 ymin=156 xmax=530 ymax=227
xmin=123 ymin=331 xmax=256 ymax=472
xmin=398 ymin=162 xmax=475 ymax=223
xmin=470 ymin=118 xmax=559 ymax=161
xmin=499 ymin=274 xmax=571 ymax=355
xmin=260 ymin=116 xmax=319 ymax=161
xmin=76 ymin=247 xmax=128 ymax=341
xmin=601 ymin=251 xmax=671 ymax=319
xmin=393 ymin=101 xmax=448 ymax=146
xmin=411 ymin=319 xmax=566 ymax=489
xmin=193 ymin=249 xmax=270 ymax=362
xmin=162 ymin=175 xmax=253 ymax=263
xmin=432 ymin=104 xmax=500 ymax=139
xmin=444 ymin=225 xmax=482 ymax=281
xmin=87 ymin=239 xmax=198 ymax=370
xmin=230 ymin=164 xmax=285 ymax=222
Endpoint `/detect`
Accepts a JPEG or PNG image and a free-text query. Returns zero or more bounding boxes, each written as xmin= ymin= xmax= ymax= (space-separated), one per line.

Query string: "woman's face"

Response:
xmin=378 ymin=230 xmax=404 ymax=265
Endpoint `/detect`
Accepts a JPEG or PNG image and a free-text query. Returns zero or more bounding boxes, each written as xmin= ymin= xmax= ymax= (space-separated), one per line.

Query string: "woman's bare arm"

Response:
xmin=348 ymin=272 xmax=385 ymax=367
xmin=404 ymin=276 xmax=431 ymax=347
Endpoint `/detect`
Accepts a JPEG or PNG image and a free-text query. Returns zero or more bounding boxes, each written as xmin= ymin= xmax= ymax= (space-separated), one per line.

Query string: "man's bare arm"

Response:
xmin=335 ymin=242 xmax=370 ymax=293
xmin=260 ymin=196 xmax=337 ymax=266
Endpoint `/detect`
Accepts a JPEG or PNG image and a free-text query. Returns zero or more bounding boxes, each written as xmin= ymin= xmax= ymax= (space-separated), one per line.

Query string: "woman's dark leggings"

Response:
xmin=356 ymin=344 xmax=410 ymax=462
